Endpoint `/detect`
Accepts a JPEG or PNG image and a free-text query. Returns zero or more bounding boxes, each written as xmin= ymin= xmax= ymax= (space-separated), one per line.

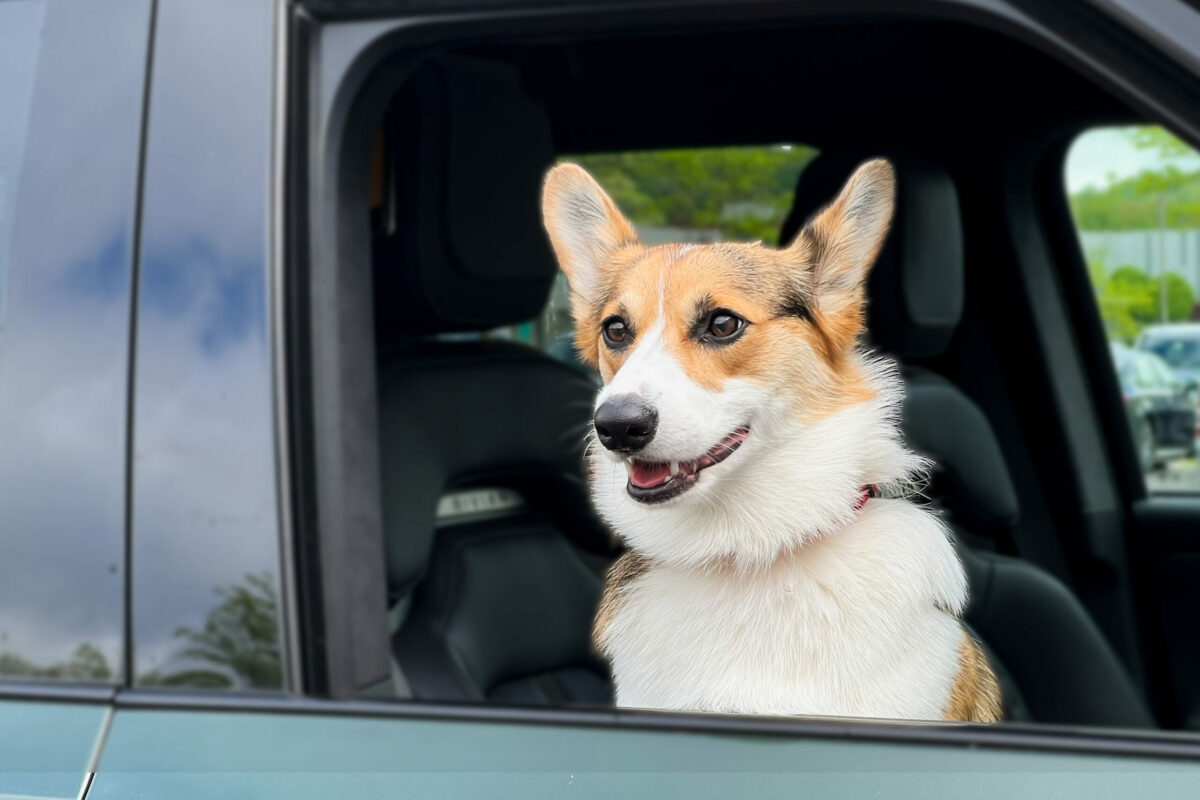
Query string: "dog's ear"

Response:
xmin=791 ymin=158 xmax=895 ymax=350
xmin=542 ymin=163 xmax=640 ymax=323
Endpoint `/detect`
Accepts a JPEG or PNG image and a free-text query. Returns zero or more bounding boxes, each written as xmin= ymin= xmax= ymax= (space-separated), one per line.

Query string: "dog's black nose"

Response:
xmin=594 ymin=395 xmax=658 ymax=453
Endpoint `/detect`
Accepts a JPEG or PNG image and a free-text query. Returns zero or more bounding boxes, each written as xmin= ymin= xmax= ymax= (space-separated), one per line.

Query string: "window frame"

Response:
xmin=1058 ymin=124 xmax=1200 ymax=501
xmin=285 ymin=0 xmax=1200 ymax=753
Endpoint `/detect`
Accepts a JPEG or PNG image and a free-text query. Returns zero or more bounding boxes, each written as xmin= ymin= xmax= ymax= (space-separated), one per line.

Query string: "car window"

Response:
xmin=0 ymin=0 xmax=44 ymax=323
xmin=487 ymin=145 xmax=819 ymax=361
xmin=129 ymin=0 xmax=285 ymax=692
xmin=0 ymin=0 xmax=150 ymax=683
xmin=322 ymin=15 xmax=1197 ymax=741
xmin=1067 ymin=125 xmax=1200 ymax=491
xmin=1145 ymin=335 xmax=1200 ymax=370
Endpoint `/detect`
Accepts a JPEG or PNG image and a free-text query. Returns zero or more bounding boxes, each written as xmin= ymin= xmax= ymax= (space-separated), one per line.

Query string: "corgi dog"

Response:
xmin=540 ymin=158 xmax=1001 ymax=723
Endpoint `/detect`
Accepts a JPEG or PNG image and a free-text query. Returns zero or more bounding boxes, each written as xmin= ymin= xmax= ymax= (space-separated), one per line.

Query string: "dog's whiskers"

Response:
xmin=557 ymin=420 xmax=596 ymax=447
xmin=710 ymin=441 xmax=740 ymax=458
xmin=582 ymin=438 xmax=600 ymax=461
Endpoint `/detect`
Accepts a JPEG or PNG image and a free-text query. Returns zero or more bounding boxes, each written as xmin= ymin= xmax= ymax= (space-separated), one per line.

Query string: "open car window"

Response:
xmin=485 ymin=146 xmax=819 ymax=359
xmin=1067 ymin=125 xmax=1200 ymax=491
xmin=291 ymin=4 xmax=1200 ymax=753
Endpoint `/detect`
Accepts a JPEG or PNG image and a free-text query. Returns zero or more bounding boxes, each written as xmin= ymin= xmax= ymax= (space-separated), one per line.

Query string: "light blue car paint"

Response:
xmin=90 ymin=707 xmax=1200 ymax=799
xmin=0 ymin=702 xmax=108 ymax=800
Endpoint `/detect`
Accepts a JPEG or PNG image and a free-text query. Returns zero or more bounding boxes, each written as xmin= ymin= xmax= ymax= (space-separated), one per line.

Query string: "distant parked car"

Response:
xmin=1137 ymin=324 xmax=1200 ymax=394
xmin=1111 ymin=343 xmax=1197 ymax=472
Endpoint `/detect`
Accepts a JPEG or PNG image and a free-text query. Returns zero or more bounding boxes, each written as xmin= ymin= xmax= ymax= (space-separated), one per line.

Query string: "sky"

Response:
xmin=1066 ymin=126 xmax=1200 ymax=193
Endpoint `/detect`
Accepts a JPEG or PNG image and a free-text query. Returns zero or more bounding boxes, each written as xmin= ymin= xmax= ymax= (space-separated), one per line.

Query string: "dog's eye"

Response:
xmin=602 ymin=316 xmax=631 ymax=348
xmin=707 ymin=312 xmax=744 ymax=340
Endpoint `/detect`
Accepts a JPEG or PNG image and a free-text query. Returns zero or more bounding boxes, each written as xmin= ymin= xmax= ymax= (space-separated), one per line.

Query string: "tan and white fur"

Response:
xmin=541 ymin=159 xmax=1001 ymax=722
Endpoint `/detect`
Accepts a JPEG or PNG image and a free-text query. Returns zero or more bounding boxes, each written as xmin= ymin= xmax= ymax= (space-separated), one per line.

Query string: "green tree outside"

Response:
xmin=545 ymin=131 xmax=1200 ymax=347
xmin=573 ymin=145 xmax=818 ymax=243
xmin=1071 ymin=127 xmax=1200 ymax=231
xmin=1090 ymin=256 xmax=1195 ymax=342
xmin=1071 ymin=126 xmax=1200 ymax=343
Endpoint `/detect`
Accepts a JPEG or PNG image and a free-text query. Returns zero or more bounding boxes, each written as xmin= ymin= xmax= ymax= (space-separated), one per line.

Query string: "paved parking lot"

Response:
xmin=1146 ymin=458 xmax=1200 ymax=494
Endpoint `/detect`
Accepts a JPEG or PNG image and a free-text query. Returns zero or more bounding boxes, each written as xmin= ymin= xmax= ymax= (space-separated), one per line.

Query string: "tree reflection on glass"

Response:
xmin=140 ymin=571 xmax=282 ymax=690
xmin=0 ymin=642 xmax=114 ymax=682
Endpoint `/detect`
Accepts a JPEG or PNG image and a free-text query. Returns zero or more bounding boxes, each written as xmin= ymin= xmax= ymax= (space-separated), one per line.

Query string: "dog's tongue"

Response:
xmin=629 ymin=460 xmax=673 ymax=489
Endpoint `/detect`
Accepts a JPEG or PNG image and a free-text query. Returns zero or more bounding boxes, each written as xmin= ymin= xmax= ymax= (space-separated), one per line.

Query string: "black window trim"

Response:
xmin=272 ymin=0 xmax=304 ymax=697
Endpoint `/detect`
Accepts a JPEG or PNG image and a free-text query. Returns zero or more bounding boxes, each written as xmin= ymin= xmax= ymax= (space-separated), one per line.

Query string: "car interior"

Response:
xmin=295 ymin=11 xmax=1200 ymax=732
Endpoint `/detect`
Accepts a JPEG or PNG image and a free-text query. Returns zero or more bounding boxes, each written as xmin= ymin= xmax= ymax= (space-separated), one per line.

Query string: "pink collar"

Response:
xmin=851 ymin=484 xmax=880 ymax=512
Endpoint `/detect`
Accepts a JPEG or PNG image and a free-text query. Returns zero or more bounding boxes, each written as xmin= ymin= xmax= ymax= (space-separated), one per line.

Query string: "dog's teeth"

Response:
xmin=669 ymin=460 xmax=679 ymax=475
xmin=623 ymin=460 xmax=634 ymax=476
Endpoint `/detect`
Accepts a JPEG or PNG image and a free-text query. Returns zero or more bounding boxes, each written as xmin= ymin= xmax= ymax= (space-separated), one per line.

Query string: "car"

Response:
xmin=4 ymin=0 xmax=1200 ymax=797
xmin=1138 ymin=324 xmax=1200 ymax=395
xmin=1111 ymin=343 xmax=1197 ymax=472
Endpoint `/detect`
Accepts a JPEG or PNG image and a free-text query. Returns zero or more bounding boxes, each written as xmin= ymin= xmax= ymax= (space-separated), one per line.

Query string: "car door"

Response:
xmin=91 ymin=0 xmax=1200 ymax=796
xmin=86 ymin=0 xmax=296 ymax=789
xmin=0 ymin=0 xmax=151 ymax=796
xmin=82 ymin=697 xmax=1200 ymax=799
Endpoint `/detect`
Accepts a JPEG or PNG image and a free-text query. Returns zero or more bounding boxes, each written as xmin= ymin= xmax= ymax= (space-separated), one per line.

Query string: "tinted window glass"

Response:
xmin=1067 ymin=126 xmax=1200 ymax=490
xmin=0 ymin=0 xmax=150 ymax=682
xmin=0 ymin=0 xmax=44 ymax=322
xmin=130 ymin=0 xmax=285 ymax=691
xmin=1145 ymin=334 xmax=1200 ymax=369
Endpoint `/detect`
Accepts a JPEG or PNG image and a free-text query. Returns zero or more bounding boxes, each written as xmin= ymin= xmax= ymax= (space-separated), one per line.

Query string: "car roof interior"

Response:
xmin=341 ymin=9 xmax=1174 ymax=726
xmin=476 ymin=18 xmax=1128 ymax=154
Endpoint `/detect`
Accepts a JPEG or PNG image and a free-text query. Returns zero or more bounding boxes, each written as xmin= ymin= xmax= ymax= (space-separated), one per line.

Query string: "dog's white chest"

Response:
xmin=604 ymin=501 xmax=967 ymax=720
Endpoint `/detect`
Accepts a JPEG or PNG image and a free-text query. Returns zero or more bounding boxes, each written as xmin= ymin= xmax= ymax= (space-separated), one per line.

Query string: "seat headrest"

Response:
xmin=375 ymin=56 xmax=559 ymax=339
xmin=378 ymin=341 xmax=611 ymax=594
xmin=779 ymin=153 xmax=965 ymax=359
xmin=902 ymin=367 xmax=1020 ymax=534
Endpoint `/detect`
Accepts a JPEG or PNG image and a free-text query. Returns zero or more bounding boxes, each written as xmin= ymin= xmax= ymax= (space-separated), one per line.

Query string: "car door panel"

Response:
xmin=1130 ymin=499 xmax=1200 ymax=729
xmin=90 ymin=703 xmax=1200 ymax=799
xmin=0 ymin=697 xmax=110 ymax=800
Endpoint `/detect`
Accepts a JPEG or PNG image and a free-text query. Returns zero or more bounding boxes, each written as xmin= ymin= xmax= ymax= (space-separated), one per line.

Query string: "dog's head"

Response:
xmin=542 ymin=159 xmax=909 ymax=567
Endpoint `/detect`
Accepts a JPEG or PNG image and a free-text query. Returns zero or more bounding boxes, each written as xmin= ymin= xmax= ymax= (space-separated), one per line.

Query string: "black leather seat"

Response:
xmin=375 ymin=56 xmax=615 ymax=705
xmin=781 ymin=154 xmax=1154 ymax=727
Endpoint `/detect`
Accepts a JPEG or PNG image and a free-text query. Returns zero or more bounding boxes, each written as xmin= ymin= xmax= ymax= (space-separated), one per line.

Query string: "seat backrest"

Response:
xmin=376 ymin=56 xmax=613 ymax=703
xmin=782 ymin=153 xmax=1153 ymax=727
xmin=905 ymin=367 xmax=1152 ymax=727
xmin=379 ymin=342 xmax=612 ymax=702
xmin=779 ymin=154 xmax=964 ymax=361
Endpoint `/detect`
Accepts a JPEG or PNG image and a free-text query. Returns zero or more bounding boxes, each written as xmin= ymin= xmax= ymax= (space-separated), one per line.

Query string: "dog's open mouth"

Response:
xmin=625 ymin=427 xmax=750 ymax=504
